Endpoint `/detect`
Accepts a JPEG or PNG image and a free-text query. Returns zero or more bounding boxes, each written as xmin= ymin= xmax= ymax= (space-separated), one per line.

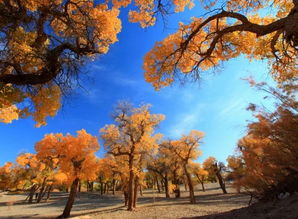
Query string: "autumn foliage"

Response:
xmin=228 ymin=81 xmax=298 ymax=200
xmin=144 ymin=0 xmax=298 ymax=90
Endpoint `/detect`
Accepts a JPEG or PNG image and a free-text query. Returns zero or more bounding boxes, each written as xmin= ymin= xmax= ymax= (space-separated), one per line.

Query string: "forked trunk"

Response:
xmin=36 ymin=177 xmax=47 ymax=203
xmin=59 ymin=177 xmax=80 ymax=218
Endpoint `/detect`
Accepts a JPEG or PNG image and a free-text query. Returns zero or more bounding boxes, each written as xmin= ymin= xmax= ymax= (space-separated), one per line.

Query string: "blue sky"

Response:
xmin=0 ymin=4 xmax=274 ymax=165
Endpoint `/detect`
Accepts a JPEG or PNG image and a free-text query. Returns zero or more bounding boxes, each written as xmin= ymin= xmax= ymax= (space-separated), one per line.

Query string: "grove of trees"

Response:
xmin=0 ymin=0 xmax=297 ymax=218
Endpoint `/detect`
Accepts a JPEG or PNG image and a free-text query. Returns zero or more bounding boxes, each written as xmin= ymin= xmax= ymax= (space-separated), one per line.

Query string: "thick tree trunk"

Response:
xmin=184 ymin=166 xmax=196 ymax=204
xmin=133 ymin=176 xmax=139 ymax=208
xmin=127 ymin=156 xmax=134 ymax=211
xmin=164 ymin=173 xmax=170 ymax=198
xmin=59 ymin=178 xmax=80 ymax=218
xmin=216 ymin=172 xmax=227 ymax=194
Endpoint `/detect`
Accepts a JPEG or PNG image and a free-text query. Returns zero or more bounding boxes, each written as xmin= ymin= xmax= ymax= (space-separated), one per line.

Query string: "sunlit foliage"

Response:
xmin=144 ymin=0 xmax=298 ymax=90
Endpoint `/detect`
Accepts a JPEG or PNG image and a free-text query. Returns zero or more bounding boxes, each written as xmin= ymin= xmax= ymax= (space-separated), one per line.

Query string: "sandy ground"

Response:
xmin=0 ymin=183 xmax=250 ymax=219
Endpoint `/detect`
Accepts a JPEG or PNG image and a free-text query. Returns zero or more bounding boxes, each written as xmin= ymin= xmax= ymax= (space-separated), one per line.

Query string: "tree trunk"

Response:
xmin=155 ymin=176 xmax=161 ymax=193
xmin=104 ymin=183 xmax=107 ymax=194
xmin=36 ymin=177 xmax=47 ymax=203
xmin=90 ymin=181 xmax=94 ymax=192
xmin=59 ymin=177 xmax=80 ymax=218
xmin=112 ymin=179 xmax=116 ymax=195
xmin=46 ymin=185 xmax=53 ymax=200
xmin=127 ymin=156 xmax=134 ymax=211
xmin=28 ymin=184 xmax=39 ymax=203
xmin=173 ymin=171 xmax=180 ymax=198
xmin=201 ymin=181 xmax=205 ymax=192
xmin=184 ymin=165 xmax=196 ymax=204
xmin=133 ymin=176 xmax=138 ymax=208
xmin=184 ymin=178 xmax=188 ymax=191
xmin=78 ymin=181 xmax=81 ymax=193
xmin=196 ymin=175 xmax=205 ymax=192
xmin=164 ymin=173 xmax=170 ymax=198
xmin=139 ymin=185 xmax=143 ymax=196
xmin=216 ymin=172 xmax=227 ymax=194
xmin=100 ymin=179 xmax=104 ymax=195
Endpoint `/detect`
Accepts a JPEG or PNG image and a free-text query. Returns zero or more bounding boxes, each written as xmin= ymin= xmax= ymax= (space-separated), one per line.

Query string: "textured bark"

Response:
xmin=59 ymin=177 xmax=80 ymax=218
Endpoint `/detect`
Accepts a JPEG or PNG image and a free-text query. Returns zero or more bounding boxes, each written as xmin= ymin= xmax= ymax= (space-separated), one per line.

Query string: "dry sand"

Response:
xmin=0 ymin=183 xmax=250 ymax=219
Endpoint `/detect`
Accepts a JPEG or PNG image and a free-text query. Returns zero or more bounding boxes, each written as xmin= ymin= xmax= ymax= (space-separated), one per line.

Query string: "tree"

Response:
xmin=203 ymin=156 xmax=227 ymax=194
xmin=35 ymin=129 xmax=99 ymax=218
xmin=16 ymin=153 xmax=52 ymax=203
xmin=0 ymin=162 xmax=14 ymax=191
xmin=144 ymin=0 xmax=298 ymax=90
xmin=147 ymin=154 xmax=171 ymax=198
xmin=100 ymin=103 xmax=164 ymax=210
xmin=190 ymin=162 xmax=208 ymax=192
xmin=232 ymin=80 xmax=298 ymax=200
xmin=0 ymin=0 xmax=195 ymax=126
xmin=165 ymin=130 xmax=204 ymax=204
xmin=226 ymin=155 xmax=245 ymax=193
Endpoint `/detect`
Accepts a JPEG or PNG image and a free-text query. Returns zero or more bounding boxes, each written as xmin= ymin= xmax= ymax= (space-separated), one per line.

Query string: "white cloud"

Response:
xmin=167 ymin=103 xmax=205 ymax=138
xmin=217 ymin=97 xmax=246 ymax=118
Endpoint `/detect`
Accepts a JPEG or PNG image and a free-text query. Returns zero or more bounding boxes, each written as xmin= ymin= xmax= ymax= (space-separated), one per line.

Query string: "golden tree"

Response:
xmin=233 ymin=81 xmax=298 ymax=200
xmin=0 ymin=0 xmax=194 ymax=126
xmin=100 ymin=102 xmax=164 ymax=210
xmin=190 ymin=162 xmax=208 ymax=192
xmin=35 ymin=129 xmax=99 ymax=218
xmin=203 ymin=156 xmax=227 ymax=194
xmin=165 ymin=130 xmax=204 ymax=204
xmin=144 ymin=0 xmax=298 ymax=90
xmin=16 ymin=153 xmax=55 ymax=203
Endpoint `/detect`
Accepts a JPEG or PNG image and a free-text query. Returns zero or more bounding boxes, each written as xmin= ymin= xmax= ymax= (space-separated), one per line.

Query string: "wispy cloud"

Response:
xmin=217 ymin=97 xmax=246 ymax=119
xmin=167 ymin=103 xmax=205 ymax=138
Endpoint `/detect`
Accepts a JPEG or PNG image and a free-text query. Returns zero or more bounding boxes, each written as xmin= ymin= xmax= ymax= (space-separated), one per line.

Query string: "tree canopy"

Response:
xmin=144 ymin=0 xmax=298 ymax=90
